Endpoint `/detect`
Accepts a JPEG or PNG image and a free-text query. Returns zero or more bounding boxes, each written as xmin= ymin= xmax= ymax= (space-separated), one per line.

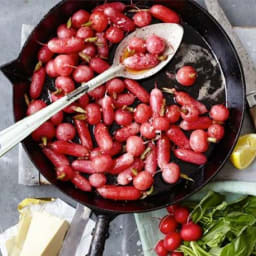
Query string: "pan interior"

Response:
xmin=10 ymin=0 xmax=244 ymax=213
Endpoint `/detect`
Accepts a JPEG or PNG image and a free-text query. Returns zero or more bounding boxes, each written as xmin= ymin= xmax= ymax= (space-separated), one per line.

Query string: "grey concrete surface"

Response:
xmin=0 ymin=1 xmax=256 ymax=256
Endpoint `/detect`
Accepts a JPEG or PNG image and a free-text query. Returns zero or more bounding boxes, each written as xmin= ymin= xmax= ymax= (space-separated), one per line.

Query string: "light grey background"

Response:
xmin=0 ymin=1 xmax=256 ymax=255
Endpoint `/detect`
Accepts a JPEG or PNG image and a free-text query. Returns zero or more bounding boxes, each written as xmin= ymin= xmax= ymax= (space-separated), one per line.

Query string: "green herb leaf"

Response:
xmin=219 ymin=226 xmax=256 ymax=256
xmin=191 ymin=191 xmax=225 ymax=223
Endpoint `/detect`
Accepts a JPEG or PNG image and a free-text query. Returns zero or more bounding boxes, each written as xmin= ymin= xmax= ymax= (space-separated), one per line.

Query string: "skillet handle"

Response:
xmin=249 ymin=105 xmax=256 ymax=130
xmin=0 ymin=59 xmax=28 ymax=83
xmin=87 ymin=214 xmax=113 ymax=256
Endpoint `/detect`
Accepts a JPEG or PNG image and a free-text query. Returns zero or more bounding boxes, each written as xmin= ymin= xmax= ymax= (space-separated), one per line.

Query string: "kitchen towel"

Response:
xmin=18 ymin=24 xmax=256 ymax=185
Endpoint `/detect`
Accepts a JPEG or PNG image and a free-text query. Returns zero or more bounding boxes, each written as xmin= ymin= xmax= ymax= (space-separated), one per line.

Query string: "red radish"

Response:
xmin=117 ymin=169 xmax=133 ymax=186
xmin=172 ymin=252 xmax=184 ymax=256
xmin=180 ymin=117 xmax=212 ymax=131
xmin=98 ymin=142 xmax=120 ymax=157
xmin=163 ymin=232 xmax=182 ymax=251
xmin=126 ymin=136 xmax=145 ymax=157
xmin=63 ymin=103 xmax=82 ymax=114
xmin=123 ymin=53 xmax=159 ymax=71
xmin=146 ymin=35 xmax=166 ymax=55
xmin=134 ymin=104 xmax=152 ymax=124
xmin=94 ymin=123 xmax=113 ymax=152
xmin=150 ymin=88 xmax=163 ymax=118
xmin=115 ymin=109 xmax=133 ymax=126
xmin=117 ymin=158 xmax=144 ymax=185
xmin=102 ymin=95 xmax=115 ymax=125
xmin=56 ymin=165 xmax=75 ymax=181
xmin=145 ymin=143 xmax=157 ymax=175
xmin=154 ymin=240 xmax=168 ymax=256
xmin=114 ymin=93 xmax=136 ymax=108
xmin=73 ymin=65 xmax=94 ymax=83
xmin=71 ymin=173 xmax=92 ymax=192
xmin=80 ymin=43 xmax=97 ymax=58
xmin=152 ymin=117 xmax=170 ymax=131
xmin=76 ymin=26 xmax=94 ymax=39
xmin=42 ymin=147 xmax=69 ymax=167
xmin=157 ymin=136 xmax=171 ymax=169
xmin=128 ymin=37 xmax=146 ymax=53
xmin=162 ymin=163 xmax=180 ymax=184
xmin=85 ymin=103 xmax=101 ymax=125
xmin=174 ymin=149 xmax=207 ymax=165
xmin=190 ymin=130 xmax=209 ymax=153
xmin=140 ymin=122 xmax=156 ymax=139
xmin=104 ymin=7 xmax=135 ymax=32
xmin=46 ymin=59 xmax=58 ymax=77
xmin=96 ymin=32 xmax=109 ymax=59
xmin=110 ymin=153 xmax=134 ymax=174
xmin=159 ymin=215 xmax=178 ymax=234
xmin=55 ymin=76 xmax=75 ymax=93
xmin=124 ymin=79 xmax=150 ymax=103
xmin=167 ymin=125 xmax=190 ymax=149
xmin=176 ymin=66 xmax=197 ymax=86
xmin=78 ymin=94 xmax=89 ymax=108
xmin=115 ymin=122 xmax=140 ymax=142
xmin=90 ymin=57 xmax=110 ymax=73
xmin=56 ymin=123 xmax=76 ymax=141
xmin=69 ymin=53 xmax=79 ymax=65
xmin=133 ymin=11 xmax=152 ymax=27
xmin=97 ymin=185 xmax=141 ymax=200
xmin=88 ymin=85 xmax=106 ymax=99
xmin=38 ymin=45 xmax=53 ymax=63
xmin=50 ymin=141 xmax=89 ymax=157
xmin=90 ymin=148 xmax=102 ymax=160
xmin=181 ymin=105 xmax=199 ymax=122
xmin=210 ymin=104 xmax=229 ymax=122
xmin=57 ymin=24 xmax=76 ymax=39
xmin=106 ymin=78 xmax=125 ymax=94
xmin=89 ymin=11 xmax=108 ymax=32
xmin=208 ymin=124 xmax=224 ymax=141
xmin=133 ymin=171 xmax=153 ymax=191
xmin=92 ymin=154 xmax=113 ymax=173
xmin=71 ymin=9 xmax=90 ymax=28
xmin=174 ymin=207 xmax=190 ymax=224
xmin=73 ymin=120 xmax=93 ymax=149
xmin=72 ymin=160 xmax=95 ymax=174
xmin=94 ymin=2 xmax=126 ymax=13
xmin=106 ymin=26 xmax=124 ymax=43
xmin=173 ymin=90 xmax=208 ymax=114
xmin=150 ymin=5 xmax=180 ymax=24
xmin=32 ymin=121 xmax=55 ymax=142
xmin=48 ymin=37 xmax=85 ymax=54
xmin=29 ymin=67 xmax=46 ymax=99
xmin=166 ymin=105 xmax=181 ymax=123
xmin=167 ymin=204 xmax=179 ymax=214
xmin=89 ymin=173 xmax=107 ymax=188
xmin=51 ymin=111 xmax=64 ymax=126
xmin=180 ymin=222 xmax=202 ymax=241
xmin=54 ymin=54 xmax=75 ymax=76
xmin=26 ymin=100 xmax=46 ymax=115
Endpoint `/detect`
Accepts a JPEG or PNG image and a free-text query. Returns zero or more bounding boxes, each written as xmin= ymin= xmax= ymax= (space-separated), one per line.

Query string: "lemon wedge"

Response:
xmin=230 ymin=134 xmax=256 ymax=169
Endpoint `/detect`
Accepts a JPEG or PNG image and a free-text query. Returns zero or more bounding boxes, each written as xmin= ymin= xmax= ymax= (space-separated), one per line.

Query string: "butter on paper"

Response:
xmin=0 ymin=198 xmax=95 ymax=256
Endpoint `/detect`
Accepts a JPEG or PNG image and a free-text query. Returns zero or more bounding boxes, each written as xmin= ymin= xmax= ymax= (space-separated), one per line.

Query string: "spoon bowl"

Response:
xmin=0 ymin=23 xmax=183 ymax=157
xmin=115 ymin=23 xmax=184 ymax=80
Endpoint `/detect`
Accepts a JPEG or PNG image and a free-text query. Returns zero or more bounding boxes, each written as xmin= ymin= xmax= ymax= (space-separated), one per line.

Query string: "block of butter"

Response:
xmin=19 ymin=211 xmax=69 ymax=256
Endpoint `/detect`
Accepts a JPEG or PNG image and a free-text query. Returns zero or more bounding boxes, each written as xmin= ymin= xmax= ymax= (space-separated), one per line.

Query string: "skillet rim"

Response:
xmin=10 ymin=0 xmax=245 ymax=213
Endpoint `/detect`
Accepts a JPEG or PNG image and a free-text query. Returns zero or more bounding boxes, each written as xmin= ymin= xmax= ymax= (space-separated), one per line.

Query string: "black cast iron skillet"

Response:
xmin=0 ymin=0 xmax=245 ymax=255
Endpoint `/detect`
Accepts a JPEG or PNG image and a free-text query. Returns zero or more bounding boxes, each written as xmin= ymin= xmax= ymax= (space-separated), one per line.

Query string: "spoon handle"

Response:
xmin=0 ymin=65 xmax=123 ymax=157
